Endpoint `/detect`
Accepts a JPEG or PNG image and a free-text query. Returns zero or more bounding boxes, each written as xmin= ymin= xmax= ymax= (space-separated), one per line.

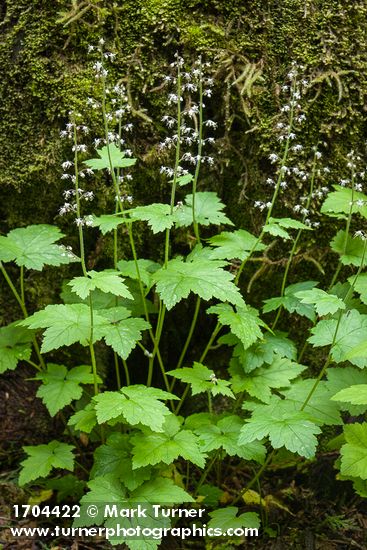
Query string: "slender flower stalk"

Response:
xmin=272 ymin=149 xmax=319 ymax=329
xmin=0 ymin=261 xmax=45 ymax=369
xmin=298 ymin=160 xmax=357 ymax=362
xmin=191 ymin=57 xmax=203 ymax=243
xmin=96 ymin=62 xmax=169 ymax=388
xmin=188 ymin=71 xmax=300 ymax=403
xmin=328 ymin=166 xmax=355 ymax=291
xmin=72 ymin=120 xmax=99 ymax=394
xmin=301 ymin=237 xmax=367 ymax=410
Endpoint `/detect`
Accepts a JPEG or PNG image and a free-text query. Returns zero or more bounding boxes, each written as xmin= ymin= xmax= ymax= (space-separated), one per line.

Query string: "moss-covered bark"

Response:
xmin=1 ymin=0 xmax=366 ymax=310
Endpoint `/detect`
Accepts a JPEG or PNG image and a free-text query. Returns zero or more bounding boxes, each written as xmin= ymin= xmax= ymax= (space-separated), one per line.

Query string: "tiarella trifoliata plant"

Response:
xmin=2 ymin=43 xmax=367 ymax=547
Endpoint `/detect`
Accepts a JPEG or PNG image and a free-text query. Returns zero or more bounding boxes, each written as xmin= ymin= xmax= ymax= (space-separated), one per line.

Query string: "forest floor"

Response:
xmin=0 ymin=367 xmax=366 ymax=550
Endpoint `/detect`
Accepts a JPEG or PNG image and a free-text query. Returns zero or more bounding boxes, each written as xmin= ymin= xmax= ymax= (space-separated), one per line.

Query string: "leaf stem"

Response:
xmin=122 ymin=358 xmax=130 ymax=386
xmin=170 ymin=297 xmax=201 ymax=391
xmin=174 ymin=321 xmax=222 ymax=414
xmin=88 ymin=292 xmax=99 ymax=395
xmin=20 ymin=265 xmax=25 ymax=304
xmin=0 ymin=262 xmax=27 ymax=317
xmin=0 ymin=261 xmax=45 ymax=369
xmin=114 ymin=351 xmax=121 ymax=389
xmin=193 ymin=451 xmax=219 ymax=497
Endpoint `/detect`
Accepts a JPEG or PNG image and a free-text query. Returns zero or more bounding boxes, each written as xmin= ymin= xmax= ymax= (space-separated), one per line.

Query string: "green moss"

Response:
xmin=1 ymin=0 xmax=367 ymax=312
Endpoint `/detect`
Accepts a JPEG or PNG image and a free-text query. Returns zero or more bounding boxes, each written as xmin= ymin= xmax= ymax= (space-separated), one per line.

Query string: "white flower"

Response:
xmin=83 ymin=191 xmax=94 ymax=201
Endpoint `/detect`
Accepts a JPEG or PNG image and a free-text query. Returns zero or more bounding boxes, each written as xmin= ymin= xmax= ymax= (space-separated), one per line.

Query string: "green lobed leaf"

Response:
xmin=19 ymin=304 xmax=108 ymax=353
xmin=174 ymin=192 xmax=233 ymax=227
xmin=0 ymin=322 xmax=33 ymax=374
xmin=222 ymin=331 xmax=297 ymax=373
xmin=35 ymin=364 xmax=99 ymax=417
xmin=130 ymin=203 xmax=174 ymax=233
xmin=329 ymin=281 xmax=365 ymax=312
xmin=239 ymin=396 xmax=321 ymax=458
xmin=330 ymin=230 xmax=367 ymax=267
xmin=208 ymin=507 xmax=260 ymax=532
xmin=192 ymin=415 xmax=266 ymax=463
xmin=92 ymin=214 xmax=126 ymax=235
xmin=175 ymin=173 xmax=193 ymax=187
xmin=117 ymin=259 xmax=160 ymax=288
xmin=263 ymin=281 xmax=318 ymax=321
xmin=76 ymin=475 xmax=126 ymax=526
xmin=207 ymin=229 xmax=265 ymax=261
xmin=84 ymin=144 xmax=136 ymax=170
xmin=280 ymin=380 xmax=343 ymax=426
xmin=91 ymin=433 xmax=152 ymax=492
xmin=331 ymin=385 xmax=367 ymax=406
xmin=0 ymin=224 xmax=79 ymax=270
xmin=68 ymin=404 xmax=97 ymax=433
xmin=131 ymin=415 xmax=206 ymax=469
xmin=321 ymin=184 xmax=367 ymax=219
xmin=167 ymin=362 xmax=234 ymax=398
xmin=153 ymin=256 xmax=244 ymax=310
xmin=208 ymin=303 xmax=265 ymax=350
xmin=326 ymin=367 xmax=367 ymax=415
xmin=131 ymin=476 xmax=194 ymax=503
xmin=94 ymin=385 xmax=177 ymax=432
xmin=69 ymin=270 xmax=133 ymax=300
xmin=230 ymin=356 xmax=306 ymax=403
xmin=197 ymin=484 xmax=224 ymax=507
xmin=45 ymin=474 xmax=85 ymax=503
xmin=61 ymin=278 xmax=157 ymax=318
xmin=344 ymin=341 xmax=367 ymax=365
xmin=19 ymin=302 xmax=149 ymax=358
xmin=349 ymin=273 xmax=367 ymax=305
xmin=295 ymin=288 xmax=346 ymax=316
xmin=102 ymin=317 xmax=151 ymax=360
xmin=340 ymin=423 xmax=367 ymax=480
xmin=263 ymin=217 xmax=312 ymax=240
xmin=308 ymin=309 xmax=367 ymax=368
xmin=19 ymin=441 xmax=75 ymax=486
